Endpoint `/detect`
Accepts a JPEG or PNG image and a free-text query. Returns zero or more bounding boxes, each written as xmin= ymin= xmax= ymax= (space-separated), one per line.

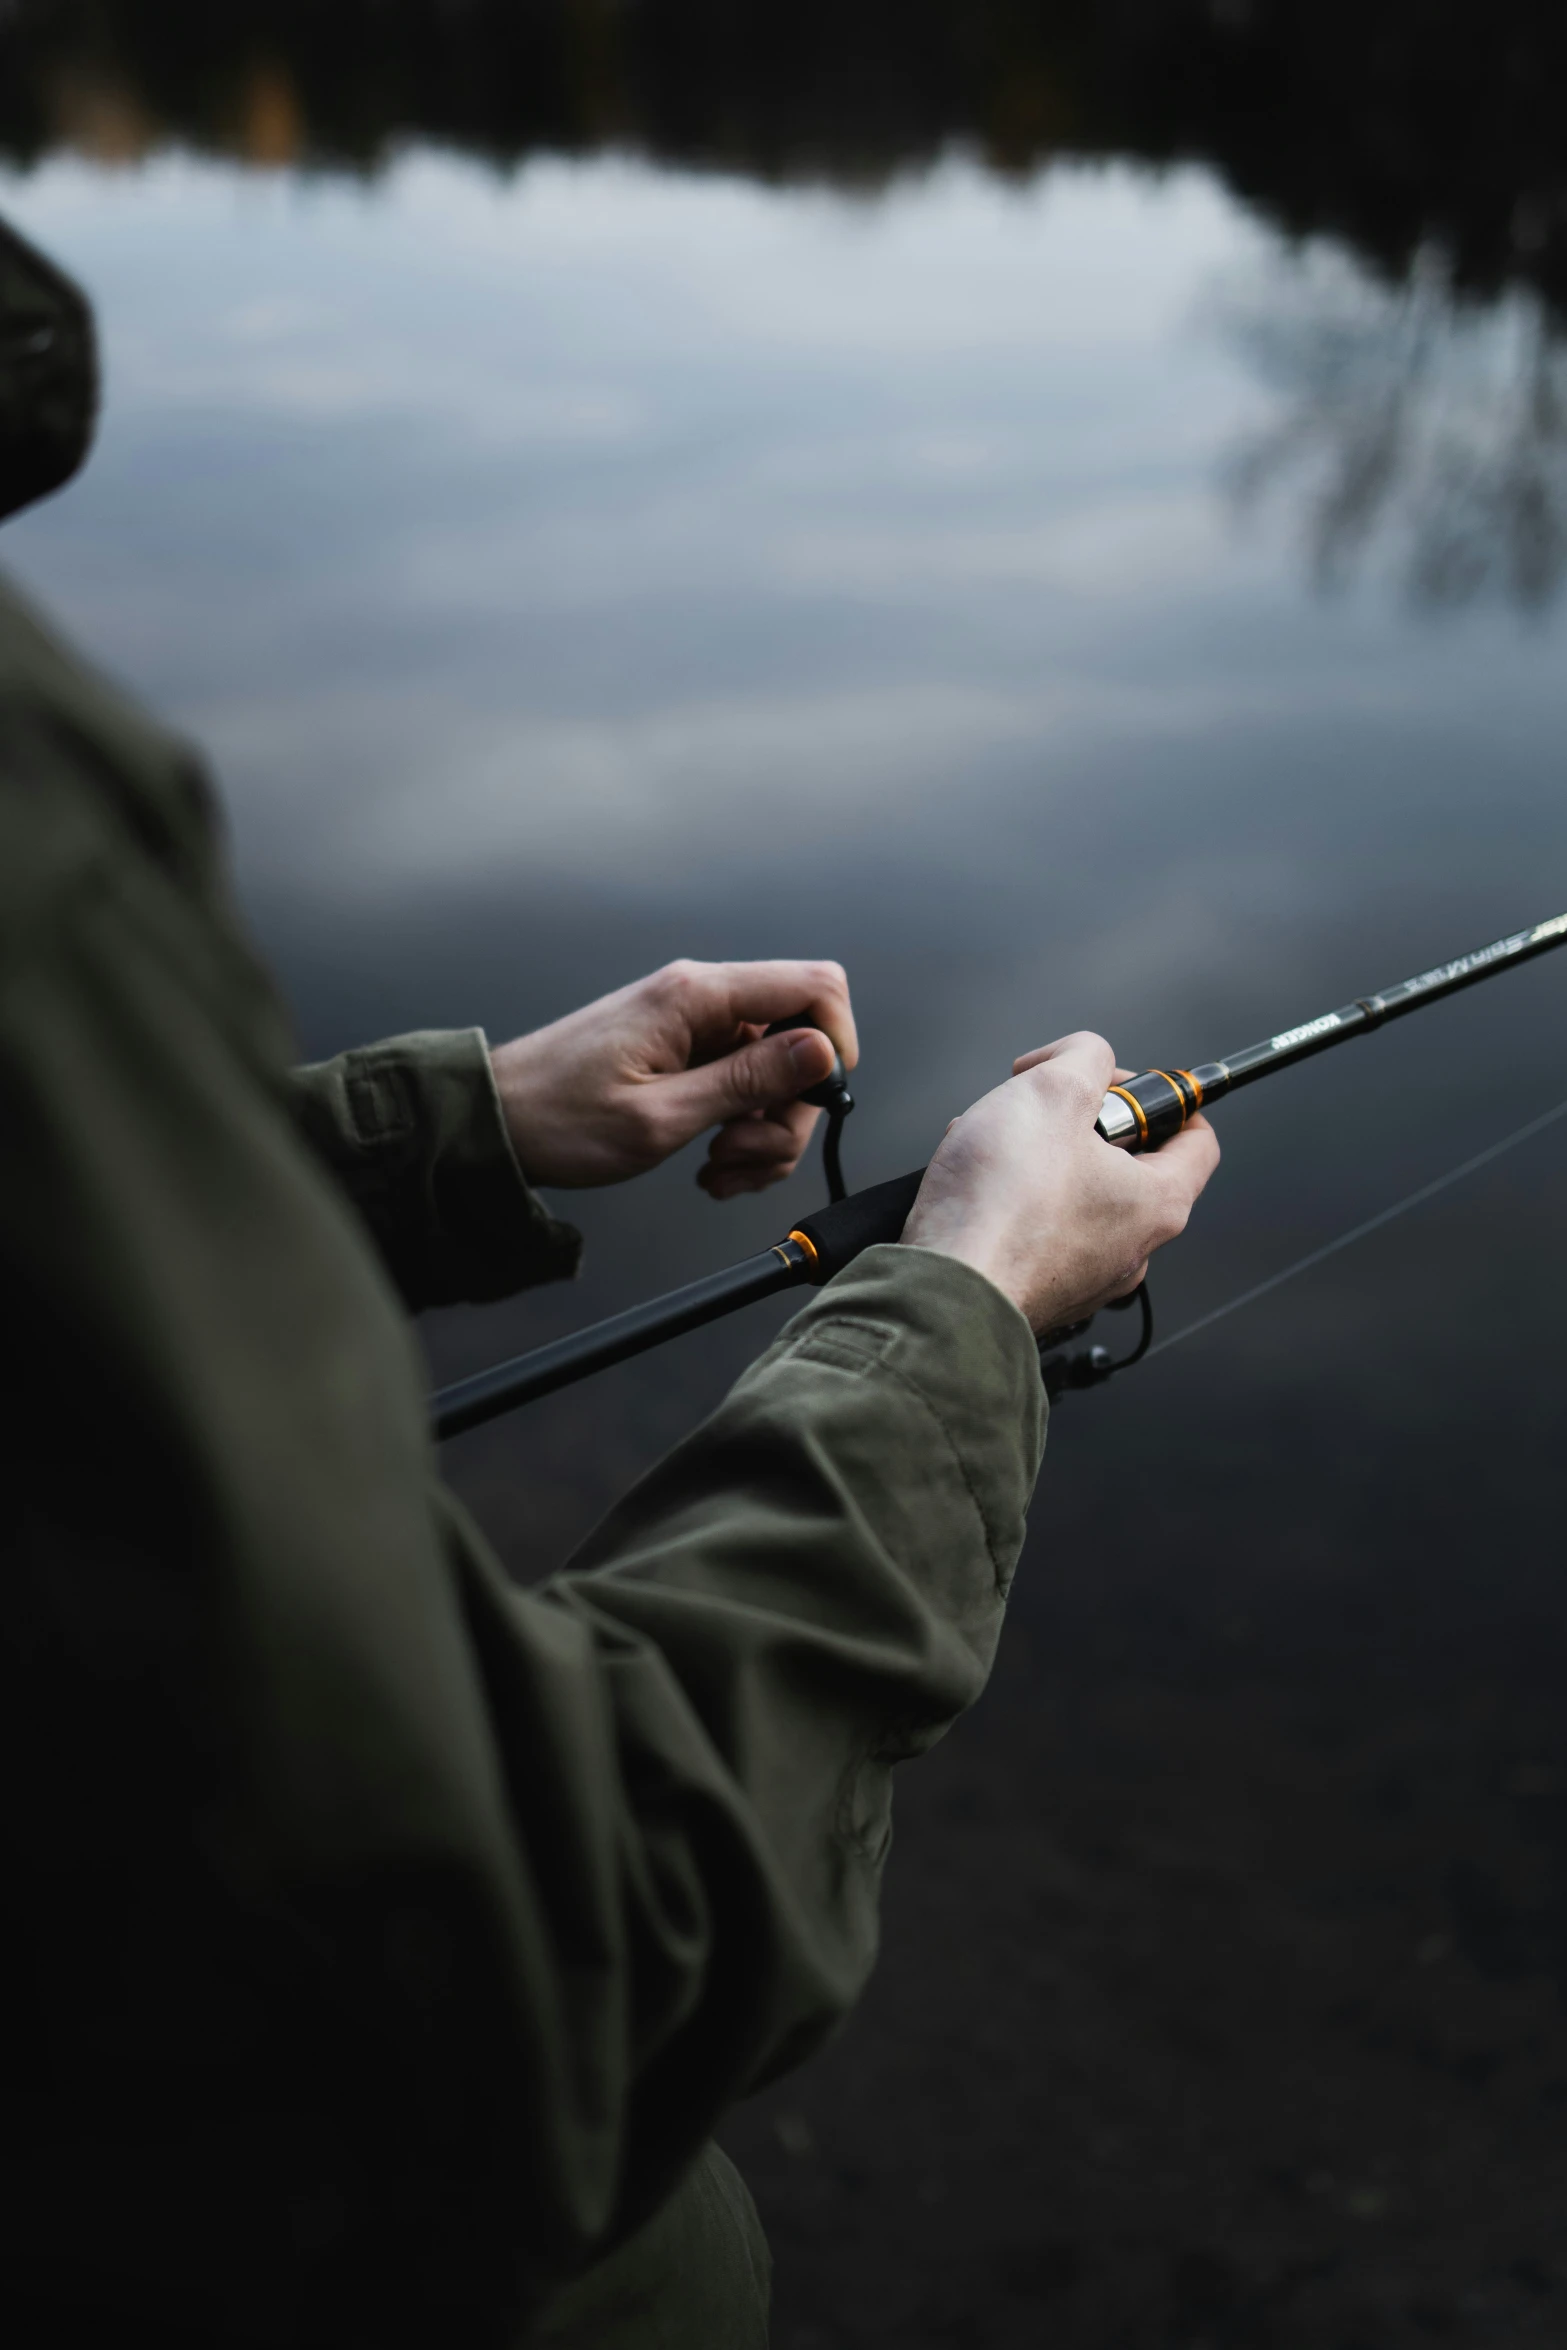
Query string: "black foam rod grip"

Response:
xmin=788 ymin=1167 xmax=926 ymax=1280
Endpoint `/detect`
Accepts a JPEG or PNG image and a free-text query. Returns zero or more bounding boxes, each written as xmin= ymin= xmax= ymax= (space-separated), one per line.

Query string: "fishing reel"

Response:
xmin=769 ymin=1012 xmax=1147 ymax=1402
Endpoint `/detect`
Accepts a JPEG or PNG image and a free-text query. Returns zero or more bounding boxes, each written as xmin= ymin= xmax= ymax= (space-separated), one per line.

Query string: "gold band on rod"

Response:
xmin=1156 ymin=1068 xmax=1203 ymax=1121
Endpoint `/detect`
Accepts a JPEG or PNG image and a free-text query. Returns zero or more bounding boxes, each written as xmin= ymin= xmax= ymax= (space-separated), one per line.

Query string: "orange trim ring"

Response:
xmin=786 ymin=1228 xmax=821 ymax=1270
xmin=1156 ymin=1068 xmax=1201 ymax=1122
xmin=1106 ymin=1085 xmax=1149 ymax=1143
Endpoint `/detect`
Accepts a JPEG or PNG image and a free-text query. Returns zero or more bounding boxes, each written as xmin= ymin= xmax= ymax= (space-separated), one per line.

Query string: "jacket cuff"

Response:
xmin=289 ymin=1027 xmax=582 ymax=1312
xmin=761 ymin=1241 xmax=1047 ymax=1593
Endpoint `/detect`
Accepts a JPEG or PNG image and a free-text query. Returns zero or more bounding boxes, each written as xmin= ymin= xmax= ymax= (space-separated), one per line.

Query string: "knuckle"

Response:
xmin=748 ymin=1037 xmax=784 ymax=1088
xmin=1153 ymin=1198 xmax=1190 ymax=1249
xmin=656 ymin=957 xmax=706 ymax=1004
xmin=637 ymin=1112 xmax=678 ymax=1165
xmin=651 ymin=958 xmax=690 ymax=1003
xmin=733 ymin=1049 xmax=781 ymax=1110
xmin=1049 ymin=1065 xmax=1101 ymax=1115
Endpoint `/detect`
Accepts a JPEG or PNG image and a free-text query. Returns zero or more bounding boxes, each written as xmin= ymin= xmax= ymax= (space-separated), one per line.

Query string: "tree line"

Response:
xmin=1 ymin=2 xmax=1563 ymax=321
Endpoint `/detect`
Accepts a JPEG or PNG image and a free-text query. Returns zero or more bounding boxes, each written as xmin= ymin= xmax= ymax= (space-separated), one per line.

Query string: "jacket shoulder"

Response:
xmin=0 ymin=571 xmax=295 ymax=1077
xmin=0 ymin=570 xmax=225 ymax=943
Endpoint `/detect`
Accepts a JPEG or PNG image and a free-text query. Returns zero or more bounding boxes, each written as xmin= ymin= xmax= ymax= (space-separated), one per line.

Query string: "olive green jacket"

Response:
xmin=0 ymin=219 xmax=1045 ymax=2348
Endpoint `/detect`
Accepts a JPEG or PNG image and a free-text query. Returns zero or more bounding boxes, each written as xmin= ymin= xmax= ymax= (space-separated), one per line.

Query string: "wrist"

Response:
xmin=488 ymin=1036 xmax=555 ymax=1184
xmin=900 ymin=1201 xmax=1034 ymax=1323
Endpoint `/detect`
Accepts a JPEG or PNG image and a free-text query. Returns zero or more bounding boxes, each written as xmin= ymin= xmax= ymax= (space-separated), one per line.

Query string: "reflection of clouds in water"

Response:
xmin=4 ymin=144 xmax=1562 ymax=968
xmin=1221 ymin=248 xmax=1567 ymax=612
xmin=209 ymin=667 xmax=1399 ymax=905
xmin=0 ymin=146 xmax=1282 ymax=913
xmin=769 ymin=493 xmax=1216 ymax=599
xmin=210 ymin=679 xmax=1056 ymax=897
xmin=6 ymin=148 xmax=1246 ymax=411
xmin=384 ymin=487 xmax=1225 ymax=623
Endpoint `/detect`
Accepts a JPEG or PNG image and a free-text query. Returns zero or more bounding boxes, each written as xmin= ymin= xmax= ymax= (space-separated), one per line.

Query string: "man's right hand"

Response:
xmin=900 ymin=1031 xmax=1220 ymax=1334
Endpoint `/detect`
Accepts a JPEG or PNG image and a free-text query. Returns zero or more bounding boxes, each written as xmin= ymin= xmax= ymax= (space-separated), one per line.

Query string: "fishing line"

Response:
xmin=1144 ymin=1089 xmax=1567 ymax=1363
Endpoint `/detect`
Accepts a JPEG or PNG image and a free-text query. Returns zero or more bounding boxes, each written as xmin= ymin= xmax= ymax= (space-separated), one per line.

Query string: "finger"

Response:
xmin=1140 ymin=1112 xmax=1221 ymax=1206
xmin=698 ymin=1159 xmax=790 ymax=1200
xmin=1104 ymin=1259 xmax=1150 ymax=1301
xmin=709 ymin=1132 xmax=808 ymax=1184
xmin=708 ymin=1098 xmax=818 ymax=1159
xmin=1013 ymin=1031 xmax=1117 ymax=1107
xmin=1009 ymin=1032 xmax=1117 ymax=1088
xmin=1012 ymin=1044 xmax=1135 ymax=1085
xmin=660 ymin=1026 xmax=837 ymax=1137
xmin=705 ymin=1145 xmax=804 ymax=1184
xmin=696 ymin=960 xmax=859 ymax=1069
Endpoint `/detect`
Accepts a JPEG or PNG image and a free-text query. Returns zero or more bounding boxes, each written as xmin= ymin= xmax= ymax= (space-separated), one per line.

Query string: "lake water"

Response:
xmin=6 ymin=140 xmax=1564 ymax=1516
xmin=4 ymin=54 xmax=1567 ymax=2347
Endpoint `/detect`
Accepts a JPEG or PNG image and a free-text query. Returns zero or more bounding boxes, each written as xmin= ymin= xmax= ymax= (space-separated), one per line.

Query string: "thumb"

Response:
xmin=665 ymin=1027 xmax=832 ymax=1129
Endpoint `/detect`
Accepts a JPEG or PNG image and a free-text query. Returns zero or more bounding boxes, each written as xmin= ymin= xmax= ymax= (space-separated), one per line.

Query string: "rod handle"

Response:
xmin=1096 ymin=1066 xmax=1215 ymax=1152
xmin=785 ymin=1167 xmax=926 ymax=1281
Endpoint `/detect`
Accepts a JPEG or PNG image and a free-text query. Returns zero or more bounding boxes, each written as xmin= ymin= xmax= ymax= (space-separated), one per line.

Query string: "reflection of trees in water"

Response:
xmin=7 ymin=1 xmax=1567 ymax=612
xmin=2 ymin=2 xmax=1566 ymax=321
xmin=1225 ymin=256 xmax=1567 ymax=611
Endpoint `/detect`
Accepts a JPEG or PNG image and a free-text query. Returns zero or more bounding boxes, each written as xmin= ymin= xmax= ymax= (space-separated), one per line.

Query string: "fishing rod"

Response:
xmin=432 ymin=909 xmax=1567 ymax=1441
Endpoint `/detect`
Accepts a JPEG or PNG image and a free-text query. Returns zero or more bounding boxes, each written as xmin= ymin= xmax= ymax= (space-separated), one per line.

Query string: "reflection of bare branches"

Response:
xmin=1222 ymin=250 xmax=1567 ymax=612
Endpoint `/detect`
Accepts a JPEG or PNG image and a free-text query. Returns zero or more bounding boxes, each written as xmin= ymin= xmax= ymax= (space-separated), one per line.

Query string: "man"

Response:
xmin=0 ymin=217 xmax=1218 ymax=2346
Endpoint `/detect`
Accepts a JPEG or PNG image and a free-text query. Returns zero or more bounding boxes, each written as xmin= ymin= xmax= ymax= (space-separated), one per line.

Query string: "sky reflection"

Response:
xmin=6 ymin=150 xmax=1559 ymax=940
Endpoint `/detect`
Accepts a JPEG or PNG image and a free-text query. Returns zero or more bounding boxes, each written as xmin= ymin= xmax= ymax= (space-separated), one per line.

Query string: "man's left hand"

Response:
xmin=490 ymin=958 xmax=857 ymax=1196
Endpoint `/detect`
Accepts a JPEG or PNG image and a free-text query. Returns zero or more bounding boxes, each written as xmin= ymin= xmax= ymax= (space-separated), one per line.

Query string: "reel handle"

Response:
xmin=763 ymin=1014 xmax=855 ymax=1116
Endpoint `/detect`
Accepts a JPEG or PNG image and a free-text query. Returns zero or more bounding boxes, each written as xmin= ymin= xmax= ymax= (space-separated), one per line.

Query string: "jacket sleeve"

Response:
xmin=0 ymin=785 xmax=1044 ymax=2336
xmin=288 ymin=1027 xmax=582 ymax=1310
xmin=457 ymin=1240 xmax=1044 ymax=2249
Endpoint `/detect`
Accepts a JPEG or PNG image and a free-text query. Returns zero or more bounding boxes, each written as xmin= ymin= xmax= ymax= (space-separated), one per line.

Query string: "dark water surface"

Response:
xmin=4 ymin=9 xmax=1566 ymax=2344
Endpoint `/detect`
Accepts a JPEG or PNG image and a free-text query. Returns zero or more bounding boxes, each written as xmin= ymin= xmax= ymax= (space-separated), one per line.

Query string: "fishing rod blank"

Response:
xmin=432 ymin=1179 xmax=922 ymax=1442
xmin=1094 ymin=909 xmax=1567 ymax=1151
xmin=432 ymin=907 xmax=1567 ymax=1439
xmin=435 ymin=1242 xmax=813 ymax=1440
